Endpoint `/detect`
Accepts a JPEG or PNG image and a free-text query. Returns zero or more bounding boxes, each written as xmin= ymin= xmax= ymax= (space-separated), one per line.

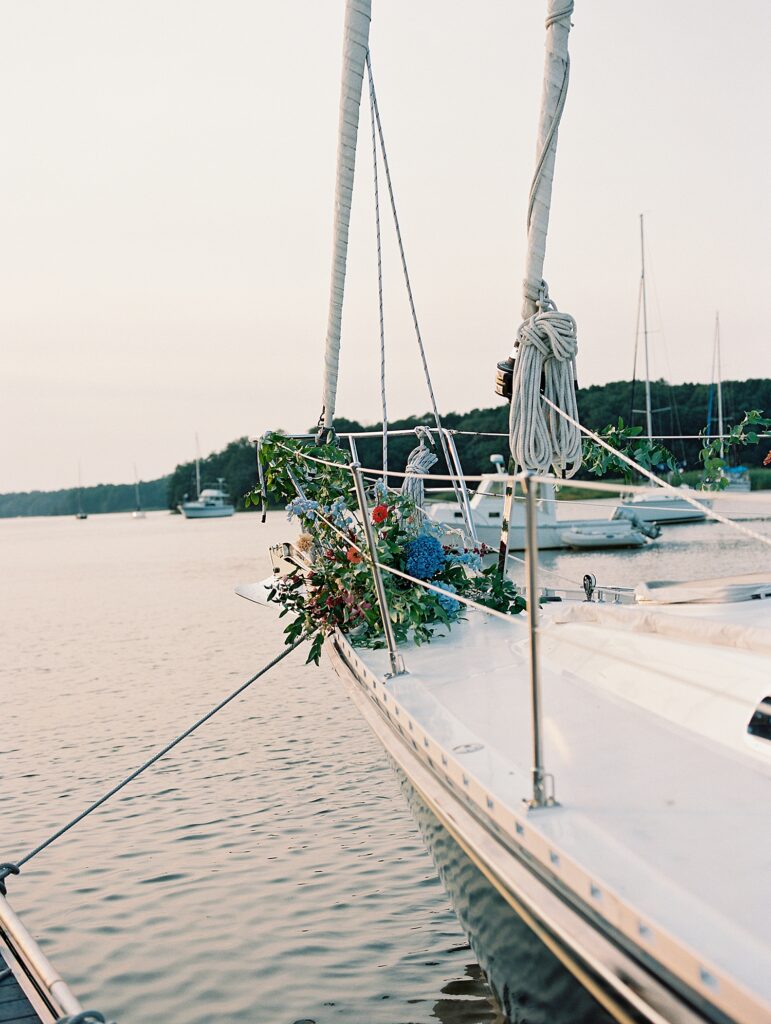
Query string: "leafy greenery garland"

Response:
xmin=248 ymin=433 xmax=524 ymax=664
xmin=581 ymin=411 xmax=770 ymax=489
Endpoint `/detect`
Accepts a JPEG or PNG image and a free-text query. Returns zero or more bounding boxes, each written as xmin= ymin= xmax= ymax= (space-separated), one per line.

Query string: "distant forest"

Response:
xmin=0 ymin=477 xmax=168 ymax=519
xmin=3 ymin=378 xmax=769 ymax=517
xmin=166 ymin=377 xmax=771 ymax=509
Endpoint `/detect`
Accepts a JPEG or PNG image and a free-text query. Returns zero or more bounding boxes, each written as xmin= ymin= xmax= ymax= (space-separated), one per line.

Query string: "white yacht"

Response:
xmin=612 ymin=488 xmax=711 ymax=525
xmin=178 ymin=477 xmax=235 ymax=519
xmin=428 ymin=459 xmax=657 ymax=550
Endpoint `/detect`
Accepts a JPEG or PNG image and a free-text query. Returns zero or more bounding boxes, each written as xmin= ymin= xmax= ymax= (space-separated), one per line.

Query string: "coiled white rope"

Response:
xmin=509 ymin=289 xmax=582 ymax=476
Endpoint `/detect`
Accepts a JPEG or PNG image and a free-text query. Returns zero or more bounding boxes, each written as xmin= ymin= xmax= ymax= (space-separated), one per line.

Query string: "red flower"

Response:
xmin=372 ymin=504 xmax=389 ymax=524
xmin=346 ymin=546 xmax=363 ymax=564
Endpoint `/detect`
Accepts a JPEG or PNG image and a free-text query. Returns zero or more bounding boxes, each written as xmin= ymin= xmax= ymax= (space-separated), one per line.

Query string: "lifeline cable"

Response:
xmin=0 ymin=637 xmax=306 ymax=891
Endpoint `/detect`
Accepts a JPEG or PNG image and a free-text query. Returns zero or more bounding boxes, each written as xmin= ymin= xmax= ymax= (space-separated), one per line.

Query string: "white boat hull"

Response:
xmin=322 ymin=595 xmax=770 ymax=1024
xmin=178 ymin=503 xmax=235 ymax=519
xmin=614 ymin=495 xmax=710 ymax=525
xmin=326 ymin=633 xmax=720 ymax=1024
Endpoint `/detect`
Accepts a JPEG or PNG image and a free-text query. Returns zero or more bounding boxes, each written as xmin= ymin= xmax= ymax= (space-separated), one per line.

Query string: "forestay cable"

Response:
xmin=365 ymin=52 xmax=465 ymax=515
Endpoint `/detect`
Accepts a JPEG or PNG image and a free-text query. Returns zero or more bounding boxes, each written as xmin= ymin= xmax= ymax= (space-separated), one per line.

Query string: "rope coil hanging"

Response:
xmin=509 ymin=287 xmax=581 ymax=475
xmin=400 ymin=426 xmax=437 ymax=509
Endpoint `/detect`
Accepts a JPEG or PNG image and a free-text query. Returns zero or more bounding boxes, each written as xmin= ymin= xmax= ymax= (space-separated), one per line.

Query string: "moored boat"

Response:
xmin=244 ymin=2 xmax=771 ymax=1022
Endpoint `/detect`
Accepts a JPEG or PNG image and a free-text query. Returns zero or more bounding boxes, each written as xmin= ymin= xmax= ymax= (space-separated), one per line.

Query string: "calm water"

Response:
xmin=1 ymin=502 xmax=769 ymax=1023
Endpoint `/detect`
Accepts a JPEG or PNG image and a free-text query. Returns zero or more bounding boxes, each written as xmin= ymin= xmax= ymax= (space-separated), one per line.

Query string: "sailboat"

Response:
xmin=706 ymin=314 xmax=752 ymax=493
xmin=241 ymin=3 xmax=771 ymax=1023
xmin=75 ymin=463 xmax=87 ymax=520
xmin=614 ymin=215 xmax=710 ymax=526
xmin=132 ymin=463 xmax=146 ymax=518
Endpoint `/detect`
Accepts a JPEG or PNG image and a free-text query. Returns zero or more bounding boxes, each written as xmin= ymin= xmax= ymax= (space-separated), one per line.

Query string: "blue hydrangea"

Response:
xmin=286 ymin=496 xmax=319 ymax=522
xmin=404 ymin=534 xmax=446 ymax=580
xmin=446 ymin=550 xmax=483 ymax=571
xmin=329 ymin=496 xmax=354 ymax=529
xmin=435 ymin=582 xmax=460 ymax=617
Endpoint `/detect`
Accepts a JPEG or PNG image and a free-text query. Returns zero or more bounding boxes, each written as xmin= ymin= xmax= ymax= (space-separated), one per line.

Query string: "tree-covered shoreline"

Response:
xmin=3 ymin=377 xmax=769 ymax=517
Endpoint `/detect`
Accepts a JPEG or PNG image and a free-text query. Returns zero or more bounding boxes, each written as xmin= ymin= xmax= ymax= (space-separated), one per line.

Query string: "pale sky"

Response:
xmin=1 ymin=1 xmax=769 ymax=492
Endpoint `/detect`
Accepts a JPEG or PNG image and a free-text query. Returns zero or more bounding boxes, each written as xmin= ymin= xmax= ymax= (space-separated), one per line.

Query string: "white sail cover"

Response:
xmin=522 ymin=1 xmax=573 ymax=318
xmin=321 ymin=0 xmax=372 ymax=429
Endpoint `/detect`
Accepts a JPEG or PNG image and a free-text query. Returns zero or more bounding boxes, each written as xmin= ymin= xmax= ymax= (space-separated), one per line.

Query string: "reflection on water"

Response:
xmin=2 ymin=503 xmax=768 ymax=1022
xmin=1 ymin=511 xmax=503 ymax=1023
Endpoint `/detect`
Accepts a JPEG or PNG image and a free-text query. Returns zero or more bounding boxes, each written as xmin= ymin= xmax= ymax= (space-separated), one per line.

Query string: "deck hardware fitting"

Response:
xmin=590 ymin=884 xmax=602 ymax=900
xmin=699 ymin=969 xmax=718 ymax=990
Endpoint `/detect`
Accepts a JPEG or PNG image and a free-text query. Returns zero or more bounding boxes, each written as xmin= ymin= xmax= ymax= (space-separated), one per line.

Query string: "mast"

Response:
xmin=715 ymin=311 xmax=724 ymax=459
xmin=521 ymin=1 xmax=573 ymax=318
xmin=194 ymin=433 xmax=201 ymax=499
xmin=320 ymin=0 xmax=372 ymax=430
xmin=133 ymin=463 xmax=142 ymax=511
xmin=640 ymin=213 xmax=653 ymax=439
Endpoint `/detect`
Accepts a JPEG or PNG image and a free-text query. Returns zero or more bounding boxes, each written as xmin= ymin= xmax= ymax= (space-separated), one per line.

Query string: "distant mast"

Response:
xmin=195 ymin=433 xmax=202 ymax=499
xmin=134 ymin=463 xmax=142 ymax=512
xmin=639 ymin=213 xmax=653 ymax=439
xmin=715 ymin=312 xmax=724 ymax=459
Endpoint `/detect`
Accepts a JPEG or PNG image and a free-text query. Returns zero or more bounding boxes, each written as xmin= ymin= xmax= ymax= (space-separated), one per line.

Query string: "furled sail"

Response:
xmin=321 ymin=0 xmax=372 ymax=430
xmin=501 ymin=0 xmax=582 ymax=477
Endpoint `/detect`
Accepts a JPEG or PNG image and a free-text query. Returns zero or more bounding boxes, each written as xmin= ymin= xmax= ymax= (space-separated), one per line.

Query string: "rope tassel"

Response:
xmin=401 ymin=426 xmax=438 ymax=509
xmin=508 ymin=299 xmax=582 ymax=476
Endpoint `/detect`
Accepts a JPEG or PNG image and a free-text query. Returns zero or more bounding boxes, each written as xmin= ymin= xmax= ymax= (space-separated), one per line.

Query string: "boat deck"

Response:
xmin=0 ymin=953 xmax=41 ymax=1024
xmin=351 ymin=601 xmax=771 ymax=1021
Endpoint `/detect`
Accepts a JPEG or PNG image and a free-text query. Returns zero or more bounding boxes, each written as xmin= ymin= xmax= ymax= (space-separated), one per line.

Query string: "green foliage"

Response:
xmin=259 ymin=431 xmax=526 ymax=663
xmin=0 ymin=477 xmax=169 ymax=518
xmin=581 ymin=418 xmax=679 ymax=484
xmin=697 ymin=410 xmax=771 ymax=490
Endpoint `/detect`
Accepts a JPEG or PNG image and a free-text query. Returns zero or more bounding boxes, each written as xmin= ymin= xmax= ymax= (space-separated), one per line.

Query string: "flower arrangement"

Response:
xmin=248 ymin=432 xmax=526 ymax=663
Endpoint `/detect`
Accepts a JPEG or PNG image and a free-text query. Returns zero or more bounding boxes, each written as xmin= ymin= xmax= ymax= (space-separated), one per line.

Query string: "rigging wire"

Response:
xmin=364 ymin=52 xmax=464 ymax=514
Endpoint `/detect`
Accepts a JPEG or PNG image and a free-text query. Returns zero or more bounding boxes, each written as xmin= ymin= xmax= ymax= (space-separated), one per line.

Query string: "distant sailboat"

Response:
xmin=177 ymin=436 xmax=235 ymax=519
xmin=132 ymin=463 xmax=146 ymax=518
xmin=706 ymin=313 xmax=751 ymax=492
xmin=75 ymin=463 xmax=87 ymax=520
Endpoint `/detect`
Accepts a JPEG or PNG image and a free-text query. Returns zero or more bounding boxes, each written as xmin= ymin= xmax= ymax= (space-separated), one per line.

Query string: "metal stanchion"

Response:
xmin=523 ymin=473 xmax=554 ymax=809
xmin=350 ymin=463 xmax=405 ymax=677
xmin=442 ymin=429 xmax=479 ymax=543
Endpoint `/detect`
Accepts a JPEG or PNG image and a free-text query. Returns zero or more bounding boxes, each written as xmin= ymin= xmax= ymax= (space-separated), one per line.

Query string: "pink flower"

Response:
xmin=346 ymin=546 xmax=362 ymax=564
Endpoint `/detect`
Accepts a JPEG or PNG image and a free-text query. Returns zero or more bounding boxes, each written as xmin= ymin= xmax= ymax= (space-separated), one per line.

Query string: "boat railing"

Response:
xmin=0 ymin=892 xmax=84 ymax=1019
xmin=267 ymin=433 xmax=770 ymax=810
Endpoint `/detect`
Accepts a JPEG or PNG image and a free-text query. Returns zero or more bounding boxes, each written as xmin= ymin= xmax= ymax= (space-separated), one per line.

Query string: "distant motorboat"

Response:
xmin=427 ymin=460 xmax=658 ymax=551
xmin=178 ymin=477 xmax=235 ymax=519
